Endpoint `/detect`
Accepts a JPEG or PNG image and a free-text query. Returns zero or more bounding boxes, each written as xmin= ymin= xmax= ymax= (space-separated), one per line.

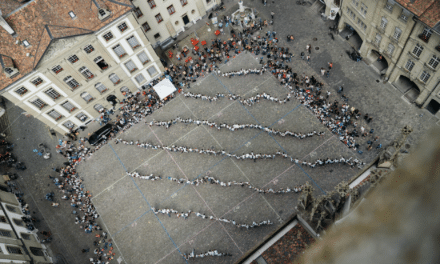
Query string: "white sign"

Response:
xmin=329 ymin=7 xmax=340 ymax=20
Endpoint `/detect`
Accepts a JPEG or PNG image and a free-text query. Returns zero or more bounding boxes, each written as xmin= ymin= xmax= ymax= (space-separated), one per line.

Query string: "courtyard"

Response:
xmin=77 ymin=53 xmax=370 ymax=264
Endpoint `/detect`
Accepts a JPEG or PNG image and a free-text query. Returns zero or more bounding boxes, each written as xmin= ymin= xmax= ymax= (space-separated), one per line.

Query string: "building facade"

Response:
xmin=131 ymin=0 xmax=220 ymax=48
xmin=0 ymin=0 xmax=164 ymax=135
xmin=0 ymin=184 xmax=52 ymax=263
xmin=338 ymin=0 xmax=440 ymax=118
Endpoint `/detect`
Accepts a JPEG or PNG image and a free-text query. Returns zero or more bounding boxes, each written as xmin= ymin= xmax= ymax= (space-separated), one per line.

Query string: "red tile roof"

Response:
xmin=396 ymin=0 xmax=440 ymax=27
xmin=0 ymin=0 xmax=29 ymax=17
xmin=0 ymin=0 xmax=133 ymax=91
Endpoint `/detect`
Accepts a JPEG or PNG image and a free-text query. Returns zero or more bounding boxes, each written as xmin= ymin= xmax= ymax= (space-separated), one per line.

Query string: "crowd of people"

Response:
xmin=148 ymin=117 xmax=324 ymax=139
xmin=128 ymin=172 xmax=304 ymax=194
xmin=151 ymin=207 xmax=273 ymax=229
xmin=115 ymin=138 xmax=365 ymax=168
xmin=183 ymin=249 xmax=232 ymax=260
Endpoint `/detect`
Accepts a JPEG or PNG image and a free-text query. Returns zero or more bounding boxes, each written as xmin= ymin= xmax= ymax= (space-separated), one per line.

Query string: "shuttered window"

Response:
xmin=127 ymin=36 xmax=140 ymax=50
xmin=95 ymin=83 xmax=108 ymax=93
xmin=113 ymin=44 xmax=127 ymax=58
xmin=48 ymin=110 xmax=63 ymax=120
xmin=137 ymin=51 xmax=150 ymax=65
xmin=61 ymin=101 xmax=76 ymax=112
xmin=45 ymin=88 xmax=61 ymax=100
xmin=124 ymin=60 xmax=137 ymax=72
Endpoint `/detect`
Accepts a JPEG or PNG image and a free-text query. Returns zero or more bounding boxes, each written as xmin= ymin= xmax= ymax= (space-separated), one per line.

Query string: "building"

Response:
xmin=0 ymin=0 xmax=164 ymax=135
xmin=0 ymin=183 xmax=52 ymax=263
xmin=338 ymin=0 xmax=440 ymax=118
xmin=131 ymin=0 xmax=220 ymax=48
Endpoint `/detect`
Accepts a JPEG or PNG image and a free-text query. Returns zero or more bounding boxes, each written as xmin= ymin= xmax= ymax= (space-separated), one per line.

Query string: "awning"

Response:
xmin=152 ymin=78 xmax=177 ymax=100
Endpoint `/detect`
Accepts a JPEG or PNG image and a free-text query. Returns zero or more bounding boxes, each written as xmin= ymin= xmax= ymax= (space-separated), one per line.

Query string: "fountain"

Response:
xmin=231 ymin=0 xmax=257 ymax=29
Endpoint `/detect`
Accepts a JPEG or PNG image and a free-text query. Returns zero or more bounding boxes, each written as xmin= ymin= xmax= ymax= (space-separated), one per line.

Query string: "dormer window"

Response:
xmin=4 ymin=67 xmax=19 ymax=78
xmin=22 ymin=40 xmax=30 ymax=48
xmin=68 ymin=11 xmax=76 ymax=19
xmin=98 ymin=9 xmax=111 ymax=21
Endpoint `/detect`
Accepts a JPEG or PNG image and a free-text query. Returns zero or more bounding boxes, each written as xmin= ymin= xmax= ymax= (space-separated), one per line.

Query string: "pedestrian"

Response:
xmin=338 ymin=86 xmax=343 ymax=93
xmin=321 ymin=68 xmax=325 ymax=76
xmin=271 ymin=11 xmax=275 ymax=19
xmin=306 ymin=55 xmax=310 ymax=62
xmin=326 ymin=70 xmax=330 ymax=78
xmin=328 ymin=62 xmax=333 ymax=69
xmin=51 ymin=203 xmax=59 ymax=207
xmin=263 ymin=0 xmax=267 ymax=6
xmin=82 ymin=248 xmax=90 ymax=253
xmin=307 ymin=44 xmax=311 ymax=54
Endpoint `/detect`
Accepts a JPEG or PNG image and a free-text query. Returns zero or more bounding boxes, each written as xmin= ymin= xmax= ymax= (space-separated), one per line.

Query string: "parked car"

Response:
xmin=88 ymin=124 xmax=114 ymax=146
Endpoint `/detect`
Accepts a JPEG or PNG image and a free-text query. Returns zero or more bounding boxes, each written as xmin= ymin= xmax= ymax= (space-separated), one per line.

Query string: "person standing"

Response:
xmin=271 ymin=11 xmax=275 ymax=19
xmin=328 ymin=62 xmax=333 ymax=69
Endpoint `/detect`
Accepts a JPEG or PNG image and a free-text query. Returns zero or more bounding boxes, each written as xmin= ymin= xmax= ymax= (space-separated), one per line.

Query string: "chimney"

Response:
xmin=0 ymin=10 xmax=17 ymax=37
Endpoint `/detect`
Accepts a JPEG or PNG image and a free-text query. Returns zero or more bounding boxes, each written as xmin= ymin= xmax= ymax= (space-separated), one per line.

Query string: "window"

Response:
xmin=0 ymin=230 xmax=12 ymax=237
xmin=109 ymin=73 xmax=121 ymax=85
xmin=76 ymin=112 xmax=88 ymax=122
xmin=380 ymin=17 xmax=388 ymax=30
xmin=52 ymin=65 xmax=63 ymax=74
xmin=374 ymin=33 xmax=382 ymax=45
xmin=142 ymin=22 xmax=151 ymax=32
xmin=387 ymin=43 xmax=395 ymax=55
xmin=181 ymin=0 xmax=188 ymax=6
xmin=4 ymin=68 xmax=13 ymax=74
xmin=385 ymin=0 xmax=394 ymax=11
xmin=45 ymin=88 xmax=61 ymax=100
xmin=134 ymin=7 xmax=143 ymax=18
xmin=118 ymin=22 xmax=128 ymax=33
xmin=80 ymin=92 xmax=94 ymax=102
xmin=0 ymin=216 xmax=6 ymax=223
xmin=98 ymin=9 xmax=107 ymax=17
xmin=148 ymin=0 xmax=156 ymax=9
xmin=155 ymin=13 xmax=163 ymax=23
xmin=419 ymin=27 xmax=432 ymax=42
xmin=21 ymin=234 xmax=31 ymax=240
xmin=63 ymin=76 xmax=80 ymax=89
xmin=95 ymin=82 xmax=108 ymax=93
xmin=420 ymin=71 xmax=430 ymax=83
xmin=68 ymin=11 xmax=76 ymax=19
xmin=154 ymin=33 xmax=161 ymax=39
xmin=405 ymin=60 xmax=415 ymax=71
xmin=94 ymin=56 xmax=109 ymax=70
xmin=112 ymin=44 xmax=127 ymax=58
xmin=67 ymin=55 xmax=79 ymax=64
xmin=31 ymin=77 xmax=43 ymax=86
xmin=63 ymin=121 xmax=75 ymax=129
xmin=30 ymin=98 xmax=47 ymax=109
xmin=412 ymin=44 xmax=424 ymax=58
xmin=147 ymin=66 xmax=158 ymax=77
xmin=15 ymin=87 xmax=28 ymax=96
xmin=400 ymin=9 xmax=411 ymax=22
xmin=13 ymin=219 xmax=24 ymax=226
xmin=135 ymin=73 xmax=145 ymax=84
xmin=120 ymin=86 xmax=130 ymax=95
xmin=7 ymin=246 xmax=22 ymax=254
xmin=360 ymin=3 xmax=367 ymax=16
xmin=30 ymin=247 xmax=44 ymax=257
xmin=79 ymin=66 xmax=94 ymax=79
xmin=352 ymin=0 xmax=359 ymax=8
xmin=127 ymin=36 xmax=140 ymax=50
xmin=393 ymin=27 xmax=402 ymax=41
xmin=84 ymin=45 xmax=94 ymax=54
xmin=61 ymin=101 xmax=76 ymax=112
xmin=357 ymin=18 xmax=367 ymax=31
xmin=124 ymin=60 xmax=138 ymax=73
xmin=137 ymin=51 xmax=150 ymax=65
xmin=94 ymin=104 xmax=104 ymax=112
xmin=103 ymin=32 xmax=114 ymax=42
xmin=206 ymin=0 xmax=211 ymax=3
xmin=428 ymin=55 xmax=439 ymax=69
xmin=22 ymin=40 xmax=30 ymax=47
xmin=167 ymin=5 xmax=176 ymax=15
xmin=48 ymin=110 xmax=63 ymax=120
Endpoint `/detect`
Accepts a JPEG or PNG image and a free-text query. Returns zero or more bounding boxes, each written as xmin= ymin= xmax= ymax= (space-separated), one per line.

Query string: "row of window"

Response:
xmin=411 ymin=43 xmax=440 ymax=70
xmin=147 ymin=0 xmax=187 ymax=10
xmin=351 ymin=0 xmax=367 ymax=17
xmin=383 ymin=0 xmax=411 ymax=22
xmin=16 ymin=51 xmax=150 ymax=97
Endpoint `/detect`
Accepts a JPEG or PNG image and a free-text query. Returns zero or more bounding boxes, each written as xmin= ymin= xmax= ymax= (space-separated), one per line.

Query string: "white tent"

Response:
xmin=152 ymin=78 xmax=177 ymax=100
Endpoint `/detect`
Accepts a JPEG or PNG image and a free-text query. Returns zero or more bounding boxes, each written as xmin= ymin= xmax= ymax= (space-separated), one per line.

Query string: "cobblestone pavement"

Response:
xmin=0 ymin=1 xmax=438 ymax=264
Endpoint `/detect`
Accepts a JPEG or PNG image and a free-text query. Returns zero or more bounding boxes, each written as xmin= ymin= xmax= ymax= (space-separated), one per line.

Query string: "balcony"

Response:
xmin=418 ymin=34 xmax=430 ymax=43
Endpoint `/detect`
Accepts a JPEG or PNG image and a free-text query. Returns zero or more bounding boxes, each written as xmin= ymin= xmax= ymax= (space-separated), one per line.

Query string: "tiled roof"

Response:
xmin=396 ymin=0 xmax=440 ymax=28
xmin=0 ymin=0 xmax=29 ymax=17
xmin=0 ymin=0 xmax=133 ymax=92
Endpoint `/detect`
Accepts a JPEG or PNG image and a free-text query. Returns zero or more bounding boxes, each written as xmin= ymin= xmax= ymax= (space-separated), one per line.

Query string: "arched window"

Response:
xmin=95 ymin=82 xmax=108 ymax=93
xmin=94 ymin=104 xmax=104 ymax=112
xmin=109 ymin=73 xmax=121 ymax=85
xmin=120 ymin=86 xmax=130 ymax=96
xmin=80 ymin=92 xmax=94 ymax=102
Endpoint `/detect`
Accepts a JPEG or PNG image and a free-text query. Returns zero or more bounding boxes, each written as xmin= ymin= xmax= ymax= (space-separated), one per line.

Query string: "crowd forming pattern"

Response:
xmin=48 ymin=23 xmax=376 ymax=263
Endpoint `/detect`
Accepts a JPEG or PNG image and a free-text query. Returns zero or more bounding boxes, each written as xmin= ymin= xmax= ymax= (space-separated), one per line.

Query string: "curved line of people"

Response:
xmin=115 ymin=139 xmax=365 ymax=168
xmin=148 ymin=117 xmax=325 ymax=139
xmin=127 ymin=172 xmax=304 ymax=194
xmin=183 ymin=91 xmax=293 ymax=106
xmin=182 ymin=249 xmax=232 ymax=260
xmin=151 ymin=207 xmax=273 ymax=229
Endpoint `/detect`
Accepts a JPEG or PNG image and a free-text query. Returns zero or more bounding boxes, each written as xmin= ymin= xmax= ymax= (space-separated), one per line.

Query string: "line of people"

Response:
xmin=115 ymin=139 xmax=365 ymax=168
xmin=148 ymin=117 xmax=325 ymax=139
xmin=151 ymin=207 xmax=273 ymax=229
xmin=183 ymin=91 xmax=293 ymax=106
xmin=182 ymin=249 xmax=232 ymax=260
